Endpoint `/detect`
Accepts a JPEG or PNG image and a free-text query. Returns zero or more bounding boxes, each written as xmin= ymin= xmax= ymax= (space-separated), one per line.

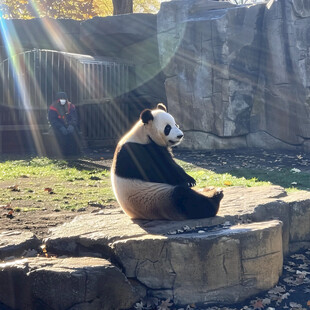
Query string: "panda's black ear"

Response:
xmin=157 ymin=103 xmax=167 ymax=112
xmin=140 ymin=109 xmax=154 ymax=124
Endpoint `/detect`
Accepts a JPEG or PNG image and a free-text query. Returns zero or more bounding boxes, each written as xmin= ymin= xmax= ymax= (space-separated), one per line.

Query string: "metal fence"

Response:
xmin=0 ymin=49 xmax=136 ymax=147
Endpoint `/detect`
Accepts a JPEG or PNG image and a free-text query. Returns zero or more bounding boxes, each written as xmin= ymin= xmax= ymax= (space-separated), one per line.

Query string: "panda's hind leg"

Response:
xmin=172 ymin=186 xmax=223 ymax=219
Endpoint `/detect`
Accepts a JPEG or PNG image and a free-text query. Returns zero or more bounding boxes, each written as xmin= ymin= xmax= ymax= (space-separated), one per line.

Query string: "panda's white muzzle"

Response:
xmin=169 ymin=128 xmax=184 ymax=146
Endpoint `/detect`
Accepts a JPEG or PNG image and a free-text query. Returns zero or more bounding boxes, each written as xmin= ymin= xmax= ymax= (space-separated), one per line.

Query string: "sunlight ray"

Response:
xmin=0 ymin=14 xmax=46 ymax=154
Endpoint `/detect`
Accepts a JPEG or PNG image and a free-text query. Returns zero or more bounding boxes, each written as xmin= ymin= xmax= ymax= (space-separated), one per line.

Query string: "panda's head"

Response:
xmin=140 ymin=103 xmax=184 ymax=147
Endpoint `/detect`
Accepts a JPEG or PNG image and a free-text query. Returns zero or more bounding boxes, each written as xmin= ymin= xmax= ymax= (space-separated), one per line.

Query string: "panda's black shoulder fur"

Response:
xmin=113 ymin=141 xmax=196 ymax=187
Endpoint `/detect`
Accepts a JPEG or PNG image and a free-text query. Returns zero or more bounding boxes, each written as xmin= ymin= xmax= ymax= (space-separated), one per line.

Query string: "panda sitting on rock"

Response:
xmin=111 ymin=103 xmax=223 ymax=220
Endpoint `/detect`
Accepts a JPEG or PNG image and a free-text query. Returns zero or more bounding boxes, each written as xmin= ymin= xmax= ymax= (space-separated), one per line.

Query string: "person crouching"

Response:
xmin=48 ymin=92 xmax=81 ymax=157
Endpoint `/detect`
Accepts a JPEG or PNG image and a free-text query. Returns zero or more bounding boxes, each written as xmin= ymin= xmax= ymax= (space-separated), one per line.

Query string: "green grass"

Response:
xmin=229 ymin=168 xmax=310 ymax=192
xmin=177 ymin=160 xmax=309 ymax=191
xmin=177 ymin=160 xmax=272 ymax=189
xmin=0 ymin=157 xmax=115 ymax=211
xmin=0 ymin=157 xmax=308 ymax=213
xmin=0 ymin=157 xmax=108 ymax=181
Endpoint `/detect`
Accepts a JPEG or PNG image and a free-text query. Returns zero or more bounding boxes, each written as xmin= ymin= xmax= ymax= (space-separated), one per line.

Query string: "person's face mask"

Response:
xmin=60 ymin=99 xmax=66 ymax=105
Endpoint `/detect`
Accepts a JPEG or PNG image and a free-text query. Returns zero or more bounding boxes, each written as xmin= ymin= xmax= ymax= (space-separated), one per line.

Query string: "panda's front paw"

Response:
xmin=186 ymin=176 xmax=196 ymax=187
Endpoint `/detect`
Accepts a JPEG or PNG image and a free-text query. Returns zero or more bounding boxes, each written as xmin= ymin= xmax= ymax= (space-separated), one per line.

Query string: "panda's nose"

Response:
xmin=177 ymin=134 xmax=184 ymax=139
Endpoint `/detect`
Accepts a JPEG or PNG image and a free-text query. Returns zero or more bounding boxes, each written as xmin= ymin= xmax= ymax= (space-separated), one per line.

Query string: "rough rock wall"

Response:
xmin=157 ymin=0 xmax=310 ymax=151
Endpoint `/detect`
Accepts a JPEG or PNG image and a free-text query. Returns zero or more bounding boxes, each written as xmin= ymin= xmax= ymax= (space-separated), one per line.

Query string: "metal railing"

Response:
xmin=0 ymin=49 xmax=136 ymax=146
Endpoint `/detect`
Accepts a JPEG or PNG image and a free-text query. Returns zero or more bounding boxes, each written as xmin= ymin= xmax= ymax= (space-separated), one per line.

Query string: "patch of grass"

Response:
xmin=177 ymin=160 xmax=309 ymax=191
xmin=14 ymin=206 xmax=43 ymax=212
xmin=0 ymin=157 xmax=109 ymax=182
xmin=0 ymin=157 xmax=307 ymax=215
xmin=0 ymin=157 xmax=115 ymax=212
xmin=177 ymin=160 xmax=271 ymax=189
xmin=229 ymin=168 xmax=310 ymax=192
xmin=189 ymin=169 xmax=270 ymax=188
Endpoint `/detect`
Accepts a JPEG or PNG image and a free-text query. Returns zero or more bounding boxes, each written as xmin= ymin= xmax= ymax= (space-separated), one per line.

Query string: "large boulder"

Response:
xmin=45 ymin=211 xmax=283 ymax=305
xmin=112 ymin=220 xmax=283 ymax=305
xmin=0 ymin=231 xmax=39 ymax=260
xmin=43 ymin=186 xmax=310 ymax=305
xmin=157 ymin=0 xmax=310 ymax=151
xmin=0 ymin=257 xmax=139 ymax=310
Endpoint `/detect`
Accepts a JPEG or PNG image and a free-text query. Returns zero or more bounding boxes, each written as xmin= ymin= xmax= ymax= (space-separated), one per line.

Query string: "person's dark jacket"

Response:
xmin=48 ymin=101 xmax=78 ymax=134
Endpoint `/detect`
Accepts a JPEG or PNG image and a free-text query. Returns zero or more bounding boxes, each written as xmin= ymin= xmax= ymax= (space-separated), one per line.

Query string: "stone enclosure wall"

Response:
xmin=1 ymin=0 xmax=310 ymax=152
xmin=157 ymin=0 xmax=310 ymax=152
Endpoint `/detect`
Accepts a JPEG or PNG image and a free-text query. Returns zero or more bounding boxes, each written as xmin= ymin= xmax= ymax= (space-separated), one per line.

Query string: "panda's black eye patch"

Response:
xmin=164 ymin=124 xmax=172 ymax=136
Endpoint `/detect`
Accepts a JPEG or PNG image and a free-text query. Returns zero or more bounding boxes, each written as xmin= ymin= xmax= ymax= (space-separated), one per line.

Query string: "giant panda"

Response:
xmin=111 ymin=103 xmax=223 ymax=220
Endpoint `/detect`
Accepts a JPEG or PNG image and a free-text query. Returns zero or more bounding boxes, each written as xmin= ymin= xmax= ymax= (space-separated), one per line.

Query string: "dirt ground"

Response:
xmin=0 ymin=148 xmax=310 ymax=240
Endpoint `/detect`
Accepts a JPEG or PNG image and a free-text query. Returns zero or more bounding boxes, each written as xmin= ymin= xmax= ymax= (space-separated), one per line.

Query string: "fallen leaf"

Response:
xmin=289 ymin=302 xmax=302 ymax=308
xmin=291 ymin=254 xmax=306 ymax=260
xmin=158 ymin=298 xmax=173 ymax=310
xmin=262 ymin=297 xmax=271 ymax=305
xmin=268 ymin=286 xmax=286 ymax=294
xmin=0 ymin=203 xmax=12 ymax=210
xmin=296 ymin=270 xmax=310 ymax=277
xmin=7 ymin=184 xmax=20 ymax=192
xmin=44 ymin=188 xmax=54 ymax=194
xmin=134 ymin=301 xmax=144 ymax=310
xmin=6 ymin=209 xmax=14 ymax=219
xmin=298 ymin=263 xmax=308 ymax=270
xmin=252 ymin=299 xmax=264 ymax=310
xmin=280 ymin=292 xmax=290 ymax=300
xmin=224 ymin=181 xmax=233 ymax=186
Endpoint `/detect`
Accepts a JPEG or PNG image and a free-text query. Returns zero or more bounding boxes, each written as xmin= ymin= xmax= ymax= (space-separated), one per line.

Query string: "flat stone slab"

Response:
xmin=43 ymin=185 xmax=310 ymax=305
xmin=0 ymin=231 xmax=40 ymax=260
xmin=0 ymin=257 xmax=139 ymax=310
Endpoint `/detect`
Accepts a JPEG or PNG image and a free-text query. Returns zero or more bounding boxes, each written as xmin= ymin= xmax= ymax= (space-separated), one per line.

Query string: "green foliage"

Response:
xmin=1 ymin=0 xmax=161 ymax=19
xmin=134 ymin=0 xmax=160 ymax=13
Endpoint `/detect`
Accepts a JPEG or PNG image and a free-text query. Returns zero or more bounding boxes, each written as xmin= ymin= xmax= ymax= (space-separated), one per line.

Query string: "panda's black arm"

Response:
xmin=160 ymin=149 xmax=196 ymax=187
xmin=144 ymin=143 xmax=196 ymax=186
xmin=114 ymin=142 xmax=195 ymax=186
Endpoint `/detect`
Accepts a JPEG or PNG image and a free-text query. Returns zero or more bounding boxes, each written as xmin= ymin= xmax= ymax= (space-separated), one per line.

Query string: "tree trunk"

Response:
xmin=112 ymin=0 xmax=133 ymax=15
